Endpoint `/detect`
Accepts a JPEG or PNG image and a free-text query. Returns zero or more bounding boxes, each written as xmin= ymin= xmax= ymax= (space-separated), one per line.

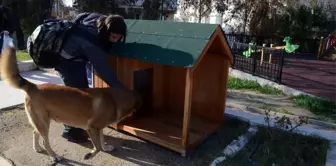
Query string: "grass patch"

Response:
xmin=257 ymin=106 xmax=295 ymax=116
xmin=258 ymin=105 xmax=276 ymax=112
xmin=222 ymin=127 xmax=330 ymax=166
xmin=279 ymin=108 xmax=295 ymax=115
xmin=16 ymin=51 xmax=31 ymax=61
xmin=293 ymin=94 xmax=336 ymax=122
xmin=228 ymin=76 xmax=282 ymax=95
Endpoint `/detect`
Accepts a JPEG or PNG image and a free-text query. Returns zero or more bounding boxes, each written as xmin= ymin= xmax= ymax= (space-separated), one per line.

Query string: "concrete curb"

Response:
xmin=17 ymin=60 xmax=37 ymax=73
xmin=0 ymin=155 xmax=13 ymax=166
xmin=245 ymin=106 xmax=336 ymax=130
xmin=326 ymin=141 xmax=336 ymax=166
xmin=0 ymin=103 xmax=23 ymax=111
xmin=308 ymin=119 xmax=336 ymax=130
xmin=38 ymin=68 xmax=60 ymax=75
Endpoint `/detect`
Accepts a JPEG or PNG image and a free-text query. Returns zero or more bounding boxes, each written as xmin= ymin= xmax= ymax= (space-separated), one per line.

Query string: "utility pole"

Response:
xmin=160 ymin=0 xmax=164 ymax=20
xmin=55 ymin=0 xmax=60 ymax=18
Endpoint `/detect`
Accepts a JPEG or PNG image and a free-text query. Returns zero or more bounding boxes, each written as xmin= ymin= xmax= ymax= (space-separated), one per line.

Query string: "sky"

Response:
xmin=63 ymin=0 xmax=73 ymax=7
xmin=62 ymin=0 xmax=146 ymax=7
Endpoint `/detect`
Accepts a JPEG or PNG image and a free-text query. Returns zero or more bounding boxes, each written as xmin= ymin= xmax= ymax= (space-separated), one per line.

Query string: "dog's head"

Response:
xmin=116 ymin=91 xmax=143 ymax=121
xmin=133 ymin=91 xmax=143 ymax=112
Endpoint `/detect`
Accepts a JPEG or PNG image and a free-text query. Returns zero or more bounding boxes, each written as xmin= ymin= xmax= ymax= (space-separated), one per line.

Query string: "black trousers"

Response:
xmin=55 ymin=58 xmax=89 ymax=135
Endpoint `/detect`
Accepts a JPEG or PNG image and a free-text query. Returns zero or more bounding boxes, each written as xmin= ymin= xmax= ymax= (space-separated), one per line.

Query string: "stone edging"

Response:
xmin=16 ymin=60 xmax=59 ymax=75
xmin=210 ymin=125 xmax=258 ymax=166
xmin=326 ymin=141 xmax=336 ymax=166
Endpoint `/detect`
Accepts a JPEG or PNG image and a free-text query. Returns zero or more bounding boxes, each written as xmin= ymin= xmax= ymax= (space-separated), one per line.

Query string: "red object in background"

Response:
xmin=329 ymin=35 xmax=335 ymax=46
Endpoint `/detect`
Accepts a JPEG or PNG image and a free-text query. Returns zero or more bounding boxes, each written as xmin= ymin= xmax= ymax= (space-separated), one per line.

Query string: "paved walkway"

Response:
xmin=0 ymin=106 xmax=245 ymax=166
xmin=0 ymin=70 xmax=63 ymax=109
xmin=282 ymin=55 xmax=336 ymax=102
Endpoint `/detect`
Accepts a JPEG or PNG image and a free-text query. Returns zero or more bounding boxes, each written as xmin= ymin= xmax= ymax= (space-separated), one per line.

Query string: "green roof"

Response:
xmin=109 ymin=19 xmax=221 ymax=67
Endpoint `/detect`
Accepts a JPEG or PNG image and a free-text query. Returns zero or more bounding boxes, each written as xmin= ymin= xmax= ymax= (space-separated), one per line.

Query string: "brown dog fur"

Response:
xmin=0 ymin=47 xmax=142 ymax=162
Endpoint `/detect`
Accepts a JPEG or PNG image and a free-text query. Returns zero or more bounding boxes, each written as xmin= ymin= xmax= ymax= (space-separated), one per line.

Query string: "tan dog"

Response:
xmin=0 ymin=47 xmax=142 ymax=162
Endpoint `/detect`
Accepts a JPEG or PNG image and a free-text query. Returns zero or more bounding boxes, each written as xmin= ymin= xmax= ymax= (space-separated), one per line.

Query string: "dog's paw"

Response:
xmin=103 ymin=145 xmax=115 ymax=152
xmin=84 ymin=153 xmax=93 ymax=160
xmin=34 ymin=146 xmax=44 ymax=153
xmin=50 ymin=156 xmax=63 ymax=163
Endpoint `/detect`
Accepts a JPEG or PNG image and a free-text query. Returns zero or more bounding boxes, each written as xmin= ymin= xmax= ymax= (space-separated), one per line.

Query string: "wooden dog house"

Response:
xmin=93 ymin=19 xmax=233 ymax=156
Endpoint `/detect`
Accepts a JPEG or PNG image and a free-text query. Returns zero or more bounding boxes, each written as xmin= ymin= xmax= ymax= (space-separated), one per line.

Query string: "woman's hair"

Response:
xmin=97 ymin=14 xmax=127 ymax=43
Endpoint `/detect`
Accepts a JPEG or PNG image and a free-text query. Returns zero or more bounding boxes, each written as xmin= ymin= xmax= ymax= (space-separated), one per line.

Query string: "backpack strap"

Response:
xmin=61 ymin=24 xmax=107 ymax=62
xmin=72 ymin=12 xmax=91 ymax=25
xmin=71 ymin=27 xmax=103 ymax=48
xmin=68 ymin=12 xmax=103 ymax=47
xmin=70 ymin=13 xmax=109 ymax=50
xmin=60 ymin=13 xmax=109 ymax=61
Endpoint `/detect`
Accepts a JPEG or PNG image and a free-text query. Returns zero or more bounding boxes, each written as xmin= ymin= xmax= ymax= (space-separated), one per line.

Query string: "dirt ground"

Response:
xmin=0 ymin=105 xmax=249 ymax=166
xmin=226 ymin=89 xmax=316 ymax=118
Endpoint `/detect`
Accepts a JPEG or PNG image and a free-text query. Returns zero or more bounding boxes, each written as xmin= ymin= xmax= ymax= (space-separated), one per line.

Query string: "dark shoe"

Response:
xmin=61 ymin=131 xmax=89 ymax=143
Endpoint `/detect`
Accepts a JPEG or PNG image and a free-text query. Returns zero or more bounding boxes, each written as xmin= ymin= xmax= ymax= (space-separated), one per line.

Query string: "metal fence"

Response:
xmin=225 ymin=33 xmax=320 ymax=54
xmin=229 ymin=42 xmax=285 ymax=83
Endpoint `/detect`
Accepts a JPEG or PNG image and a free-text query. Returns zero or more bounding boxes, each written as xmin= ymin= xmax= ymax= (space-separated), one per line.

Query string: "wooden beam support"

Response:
xmin=182 ymin=68 xmax=194 ymax=152
xmin=191 ymin=27 xmax=220 ymax=73
xmin=318 ymin=37 xmax=324 ymax=58
xmin=269 ymin=44 xmax=274 ymax=64
xmin=260 ymin=44 xmax=266 ymax=65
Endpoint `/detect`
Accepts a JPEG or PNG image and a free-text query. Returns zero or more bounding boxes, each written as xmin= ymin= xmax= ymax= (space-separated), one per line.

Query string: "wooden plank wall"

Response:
xmin=93 ymin=54 xmax=229 ymax=125
xmin=191 ymin=53 xmax=227 ymax=123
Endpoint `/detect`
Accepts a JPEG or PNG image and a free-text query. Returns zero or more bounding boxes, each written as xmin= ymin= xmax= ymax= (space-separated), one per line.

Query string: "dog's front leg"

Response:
xmin=33 ymin=130 xmax=43 ymax=153
xmin=41 ymin=133 xmax=62 ymax=162
xmin=100 ymin=129 xmax=114 ymax=152
xmin=84 ymin=128 xmax=102 ymax=160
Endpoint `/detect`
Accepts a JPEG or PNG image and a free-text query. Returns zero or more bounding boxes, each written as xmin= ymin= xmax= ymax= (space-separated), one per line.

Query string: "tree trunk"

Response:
xmin=198 ymin=1 xmax=202 ymax=23
xmin=243 ymin=8 xmax=248 ymax=34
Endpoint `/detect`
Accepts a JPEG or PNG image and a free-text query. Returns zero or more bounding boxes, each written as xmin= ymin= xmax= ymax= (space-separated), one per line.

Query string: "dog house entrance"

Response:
xmin=133 ymin=68 xmax=153 ymax=117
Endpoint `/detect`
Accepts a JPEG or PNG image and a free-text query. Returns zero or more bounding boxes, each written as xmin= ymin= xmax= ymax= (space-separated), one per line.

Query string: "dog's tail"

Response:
xmin=0 ymin=47 xmax=36 ymax=92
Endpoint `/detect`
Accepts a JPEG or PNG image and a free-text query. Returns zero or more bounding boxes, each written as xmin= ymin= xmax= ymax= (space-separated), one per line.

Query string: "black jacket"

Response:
xmin=60 ymin=12 xmax=124 ymax=88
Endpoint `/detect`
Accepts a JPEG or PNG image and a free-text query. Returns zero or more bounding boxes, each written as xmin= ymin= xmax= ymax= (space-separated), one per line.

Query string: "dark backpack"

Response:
xmin=0 ymin=7 xmax=13 ymax=51
xmin=0 ymin=6 xmax=14 ymax=34
xmin=27 ymin=13 xmax=97 ymax=68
